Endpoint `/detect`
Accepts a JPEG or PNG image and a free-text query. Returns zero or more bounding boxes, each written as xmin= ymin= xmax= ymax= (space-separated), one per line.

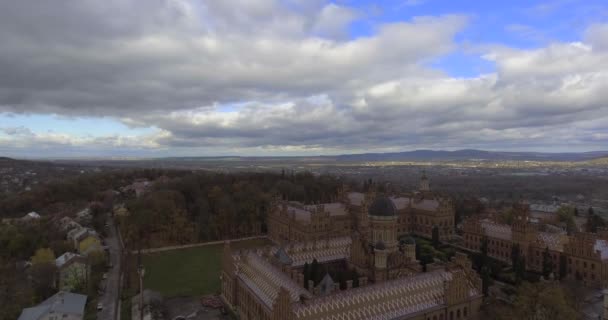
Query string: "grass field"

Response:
xmin=142 ymin=238 xmax=273 ymax=297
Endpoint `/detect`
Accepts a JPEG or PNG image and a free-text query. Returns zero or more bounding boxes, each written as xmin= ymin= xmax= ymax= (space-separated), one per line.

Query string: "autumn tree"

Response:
xmin=31 ymin=248 xmax=55 ymax=265
xmin=511 ymin=282 xmax=578 ymax=320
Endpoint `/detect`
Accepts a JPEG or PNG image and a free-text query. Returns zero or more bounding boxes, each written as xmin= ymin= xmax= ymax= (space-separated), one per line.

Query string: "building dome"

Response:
xmin=400 ymin=236 xmax=416 ymax=245
xmin=368 ymin=196 xmax=396 ymax=217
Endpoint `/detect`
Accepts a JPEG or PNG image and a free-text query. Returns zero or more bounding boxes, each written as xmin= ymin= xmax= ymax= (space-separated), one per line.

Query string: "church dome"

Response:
xmin=368 ymin=196 xmax=396 ymax=217
xmin=400 ymin=236 xmax=416 ymax=245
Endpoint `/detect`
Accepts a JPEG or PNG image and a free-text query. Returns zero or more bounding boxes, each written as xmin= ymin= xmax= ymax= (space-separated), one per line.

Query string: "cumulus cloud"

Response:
xmin=0 ymin=0 xmax=607 ymax=155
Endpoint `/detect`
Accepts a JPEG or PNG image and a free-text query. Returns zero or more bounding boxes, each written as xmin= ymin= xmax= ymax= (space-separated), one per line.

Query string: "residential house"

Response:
xmin=67 ymin=227 xmax=102 ymax=255
xmin=17 ymin=291 xmax=87 ymax=320
xmin=58 ymin=217 xmax=82 ymax=233
xmin=75 ymin=208 xmax=92 ymax=224
xmin=55 ymin=252 xmax=88 ymax=291
xmin=21 ymin=211 xmax=41 ymax=222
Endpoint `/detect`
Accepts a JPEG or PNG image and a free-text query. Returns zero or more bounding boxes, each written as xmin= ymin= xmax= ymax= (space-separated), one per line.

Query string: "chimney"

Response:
xmin=308 ymin=280 xmax=315 ymax=294
xmin=346 ymin=280 xmax=353 ymax=290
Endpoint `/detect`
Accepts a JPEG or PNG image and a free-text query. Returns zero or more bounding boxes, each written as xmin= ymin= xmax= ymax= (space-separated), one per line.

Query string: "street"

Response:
xmin=98 ymin=215 xmax=122 ymax=320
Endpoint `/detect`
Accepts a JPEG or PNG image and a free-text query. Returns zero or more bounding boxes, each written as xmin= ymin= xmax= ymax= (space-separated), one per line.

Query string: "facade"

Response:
xmin=268 ymin=174 xmax=455 ymax=244
xmin=222 ymin=187 xmax=482 ymax=320
xmin=18 ymin=291 xmax=87 ymax=320
xmin=462 ymin=202 xmax=608 ymax=287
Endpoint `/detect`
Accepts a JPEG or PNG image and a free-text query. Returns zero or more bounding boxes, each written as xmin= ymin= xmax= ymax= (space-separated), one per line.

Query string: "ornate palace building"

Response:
xmin=462 ymin=201 xmax=608 ymax=287
xmin=221 ymin=185 xmax=483 ymax=320
xmin=268 ymin=173 xmax=456 ymax=244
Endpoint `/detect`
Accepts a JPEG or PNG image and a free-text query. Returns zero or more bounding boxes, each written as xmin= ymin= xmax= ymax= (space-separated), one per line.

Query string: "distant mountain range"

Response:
xmin=5 ymin=149 xmax=608 ymax=163
xmin=159 ymin=149 xmax=608 ymax=162
xmin=329 ymin=149 xmax=608 ymax=162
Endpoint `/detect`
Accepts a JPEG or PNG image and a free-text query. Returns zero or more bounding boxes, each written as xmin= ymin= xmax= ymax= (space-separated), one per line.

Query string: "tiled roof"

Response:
xmin=390 ymin=197 xmax=411 ymax=210
xmin=322 ymin=203 xmax=348 ymax=216
xmin=55 ymin=252 xmax=84 ymax=268
xmin=237 ymin=252 xmax=311 ymax=308
xmin=412 ymin=199 xmax=439 ymax=211
xmin=293 ymin=270 xmax=478 ymax=320
xmin=279 ymin=237 xmax=352 ymax=267
xmin=536 ymin=232 xmax=568 ymax=252
xmin=286 ymin=205 xmax=313 ymax=222
xmin=18 ymin=291 xmax=87 ymax=320
xmin=480 ymin=220 xmax=512 ymax=241
xmin=347 ymin=192 xmax=365 ymax=206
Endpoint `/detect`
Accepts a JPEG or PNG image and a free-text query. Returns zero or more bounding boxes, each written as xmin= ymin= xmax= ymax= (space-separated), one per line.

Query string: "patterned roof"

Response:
xmin=304 ymin=203 xmax=348 ymax=217
xmin=480 ymin=220 xmax=512 ymax=241
xmin=347 ymin=192 xmax=365 ymax=206
xmin=293 ymin=270 xmax=478 ymax=320
xmin=277 ymin=237 xmax=352 ymax=267
xmin=536 ymin=232 xmax=568 ymax=252
xmin=237 ymin=252 xmax=311 ymax=308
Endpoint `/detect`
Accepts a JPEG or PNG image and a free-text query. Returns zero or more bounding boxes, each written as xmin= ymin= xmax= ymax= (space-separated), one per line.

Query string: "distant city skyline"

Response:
xmin=1 ymin=0 xmax=607 ymax=157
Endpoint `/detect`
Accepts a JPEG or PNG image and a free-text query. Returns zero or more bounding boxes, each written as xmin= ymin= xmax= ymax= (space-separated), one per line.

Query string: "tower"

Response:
xmin=419 ymin=170 xmax=430 ymax=192
xmin=367 ymin=195 xmax=398 ymax=282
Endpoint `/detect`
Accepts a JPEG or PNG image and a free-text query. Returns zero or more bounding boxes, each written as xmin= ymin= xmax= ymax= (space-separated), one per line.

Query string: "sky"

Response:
xmin=1 ymin=0 xmax=607 ymax=158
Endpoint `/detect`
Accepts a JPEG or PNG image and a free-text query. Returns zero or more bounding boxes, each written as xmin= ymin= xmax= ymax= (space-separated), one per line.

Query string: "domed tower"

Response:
xmin=367 ymin=196 xmax=399 ymax=279
xmin=419 ymin=170 xmax=430 ymax=192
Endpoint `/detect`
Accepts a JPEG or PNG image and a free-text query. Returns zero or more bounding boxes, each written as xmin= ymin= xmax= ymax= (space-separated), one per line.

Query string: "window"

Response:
xmin=464 ymin=307 xmax=467 ymax=317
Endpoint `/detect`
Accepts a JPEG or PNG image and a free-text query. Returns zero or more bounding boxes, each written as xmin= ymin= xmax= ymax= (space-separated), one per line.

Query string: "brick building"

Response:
xmin=222 ymin=182 xmax=483 ymax=320
xmin=462 ymin=201 xmax=608 ymax=287
xmin=268 ymin=174 xmax=455 ymax=244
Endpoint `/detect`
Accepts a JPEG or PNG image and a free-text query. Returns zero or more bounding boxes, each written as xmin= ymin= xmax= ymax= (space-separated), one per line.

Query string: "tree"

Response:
xmin=511 ymin=282 xmax=577 ymax=320
xmin=303 ymin=262 xmax=310 ymax=289
xmin=557 ymin=206 xmax=576 ymax=234
xmin=511 ymin=244 xmax=520 ymax=268
xmin=481 ymin=266 xmax=492 ymax=296
xmin=559 ymin=254 xmax=568 ymax=280
xmin=515 ymin=256 xmax=526 ymax=284
xmin=30 ymin=262 xmax=57 ymax=301
xmin=542 ymin=247 xmax=554 ymax=278
xmin=587 ymin=213 xmax=607 ymax=233
xmin=31 ymin=248 xmax=55 ymax=265
xmin=431 ymin=225 xmax=440 ymax=248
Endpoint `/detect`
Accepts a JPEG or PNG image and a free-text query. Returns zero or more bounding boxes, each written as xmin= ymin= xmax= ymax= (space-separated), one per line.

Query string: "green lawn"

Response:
xmin=142 ymin=238 xmax=273 ymax=297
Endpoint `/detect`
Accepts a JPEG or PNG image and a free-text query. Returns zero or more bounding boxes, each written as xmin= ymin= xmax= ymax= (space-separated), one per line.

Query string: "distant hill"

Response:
xmin=157 ymin=149 xmax=608 ymax=163
xmin=331 ymin=149 xmax=608 ymax=162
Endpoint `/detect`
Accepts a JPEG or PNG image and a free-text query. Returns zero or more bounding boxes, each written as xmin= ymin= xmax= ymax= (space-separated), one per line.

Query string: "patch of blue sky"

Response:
xmin=343 ymin=0 xmax=607 ymax=78
xmin=0 ymin=113 xmax=156 ymax=136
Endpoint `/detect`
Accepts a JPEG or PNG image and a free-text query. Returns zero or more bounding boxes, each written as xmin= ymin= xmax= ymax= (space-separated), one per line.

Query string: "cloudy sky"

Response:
xmin=1 ymin=0 xmax=607 ymax=158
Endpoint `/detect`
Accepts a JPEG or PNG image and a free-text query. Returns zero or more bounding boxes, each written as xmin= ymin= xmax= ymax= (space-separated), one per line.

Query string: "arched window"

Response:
xmin=457 ymin=309 xmax=461 ymax=318
xmin=464 ymin=307 xmax=468 ymax=317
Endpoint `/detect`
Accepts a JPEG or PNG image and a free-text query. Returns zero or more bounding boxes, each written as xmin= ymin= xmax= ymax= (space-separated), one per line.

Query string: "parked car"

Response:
xmin=97 ymin=302 xmax=103 ymax=311
xmin=102 ymin=273 xmax=108 ymax=280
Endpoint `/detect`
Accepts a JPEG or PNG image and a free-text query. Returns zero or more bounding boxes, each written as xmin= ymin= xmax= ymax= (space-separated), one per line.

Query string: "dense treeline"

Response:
xmin=0 ymin=169 xmax=187 ymax=217
xmin=121 ymin=171 xmax=343 ymax=248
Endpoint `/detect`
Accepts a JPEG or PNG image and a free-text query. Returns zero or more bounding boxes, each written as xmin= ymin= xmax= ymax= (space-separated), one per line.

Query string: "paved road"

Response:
xmin=98 ymin=215 xmax=122 ymax=320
